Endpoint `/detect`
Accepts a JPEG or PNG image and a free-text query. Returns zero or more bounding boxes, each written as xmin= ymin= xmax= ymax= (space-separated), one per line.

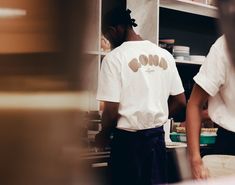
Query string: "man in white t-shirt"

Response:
xmin=186 ymin=36 xmax=235 ymax=179
xmin=96 ymin=8 xmax=186 ymax=185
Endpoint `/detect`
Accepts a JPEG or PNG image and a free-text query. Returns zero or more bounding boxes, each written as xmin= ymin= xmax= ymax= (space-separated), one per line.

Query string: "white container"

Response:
xmin=173 ymin=46 xmax=190 ymax=52
xmin=190 ymin=55 xmax=206 ymax=62
xmin=175 ymin=56 xmax=184 ymax=60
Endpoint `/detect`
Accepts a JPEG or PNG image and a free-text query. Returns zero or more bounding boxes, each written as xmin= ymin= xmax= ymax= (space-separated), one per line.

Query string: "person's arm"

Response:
xmin=186 ymin=84 xmax=209 ymax=179
xmin=201 ymin=109 xmax=211 ymax=122
xmin=101 ymin=101 xmax=120 ymax=136
xmin=166 ymin=52 xmax=186 ymax=119
xmin=168 ymin=93 xmax=186 ymax=119
xmin=96 ymin=54 xmax=122 ymax=147
xmin=96 ymin=101 xmax=120 ymax=147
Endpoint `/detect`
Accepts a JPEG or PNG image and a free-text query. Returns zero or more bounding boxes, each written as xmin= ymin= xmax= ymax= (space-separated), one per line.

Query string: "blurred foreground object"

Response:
xmin=0 ymin=110 xmax=87 ymax=185
xmin=217 ymin=0 xmax=235 ymax=67
xmin=0 ymin=0 xmax=95 ymax=185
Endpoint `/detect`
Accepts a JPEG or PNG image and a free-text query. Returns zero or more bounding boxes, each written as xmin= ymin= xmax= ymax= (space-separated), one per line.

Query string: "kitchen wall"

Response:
xmin=127 ymin=0 xmax=158 ymax=43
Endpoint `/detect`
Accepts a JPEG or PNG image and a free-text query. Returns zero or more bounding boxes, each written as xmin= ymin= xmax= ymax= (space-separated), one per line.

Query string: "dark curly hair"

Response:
xmin=102 ymin=8 xmax=138 ymax=34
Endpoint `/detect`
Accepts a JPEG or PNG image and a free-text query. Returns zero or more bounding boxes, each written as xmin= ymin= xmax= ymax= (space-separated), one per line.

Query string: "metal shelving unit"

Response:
xmin=159 ymin=0 xmax=218 ymax=18
xmin=175 ymin=59 xmax=203 ymax=65
xmin=86 ymin=0 xmax=218 ymax=111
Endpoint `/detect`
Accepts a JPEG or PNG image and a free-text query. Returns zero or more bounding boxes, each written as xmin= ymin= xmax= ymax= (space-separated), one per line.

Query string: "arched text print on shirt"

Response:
xmin=128 ymin=58 xmax=141 ymax=72
xmin=128 ymin=54 xmax=168 ymax=72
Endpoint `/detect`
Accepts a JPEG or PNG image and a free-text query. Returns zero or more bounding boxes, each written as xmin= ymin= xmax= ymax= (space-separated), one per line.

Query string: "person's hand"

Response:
xmin=190 ymin=157 xmax=210 ymax=179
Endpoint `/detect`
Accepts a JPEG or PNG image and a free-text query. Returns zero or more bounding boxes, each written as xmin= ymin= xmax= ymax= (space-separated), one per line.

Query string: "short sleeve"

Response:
xmin=193 ymin=39 xmax=226 ymax=97
xmin=169 ymin=57 xmax=185 ymax=96
xmin=96 ymin=55 xmax=121 ymax=102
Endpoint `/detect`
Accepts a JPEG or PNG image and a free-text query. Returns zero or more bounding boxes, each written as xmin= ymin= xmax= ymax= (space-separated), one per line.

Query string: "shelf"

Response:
xmin=160 ymin=0 xmax=218 ymax=18
xmin=84 ymin=50 xmax=109 ymax=56
xmin=0 ymin=92 xmax=90 ymax=110
xmin=84 ymin=50 xmax=100 ymax=55
xmin=100 ymin=51 xmax=110 ymax=56
xmin=176 ymin=59 xmax=203 ymax=65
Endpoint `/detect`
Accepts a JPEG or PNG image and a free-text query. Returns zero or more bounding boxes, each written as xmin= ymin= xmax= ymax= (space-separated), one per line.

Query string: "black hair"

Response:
xmin=102 ymin=8 xmax=138 ymax=34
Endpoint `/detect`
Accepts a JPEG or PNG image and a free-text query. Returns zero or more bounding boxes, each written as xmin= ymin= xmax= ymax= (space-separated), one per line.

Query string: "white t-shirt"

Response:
xmin=194 ymin=36 xmax=235 ymax=132
xmin=97 ymin=40 xmax=184 ymax=131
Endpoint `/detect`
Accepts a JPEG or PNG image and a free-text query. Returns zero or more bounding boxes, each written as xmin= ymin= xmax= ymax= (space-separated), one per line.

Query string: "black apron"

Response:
xmin=110 ymin=126 xmax=167 ymax=185
xmin=215 ymin=125 xmax=235 ymax=155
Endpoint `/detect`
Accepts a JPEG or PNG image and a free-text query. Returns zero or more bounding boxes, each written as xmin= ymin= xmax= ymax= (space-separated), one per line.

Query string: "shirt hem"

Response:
xmin=193 ymin=75 xmax=219 ymax=97
xmin=96 ymin=96 xmax=120 ymax=103
xmin=170 ymin=89 xmax=185 ymax=96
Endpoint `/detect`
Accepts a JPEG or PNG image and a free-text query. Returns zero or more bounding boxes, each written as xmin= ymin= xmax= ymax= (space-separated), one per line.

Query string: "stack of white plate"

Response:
xmin=190 ymin=55 xmax=206 ymax=64
xmin=173 ymin=46 xmax=190 ymax=60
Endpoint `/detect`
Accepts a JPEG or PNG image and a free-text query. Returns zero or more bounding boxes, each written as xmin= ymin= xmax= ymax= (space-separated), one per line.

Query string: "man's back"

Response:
xmin=97 ymin=40 xmax=184 ymax=131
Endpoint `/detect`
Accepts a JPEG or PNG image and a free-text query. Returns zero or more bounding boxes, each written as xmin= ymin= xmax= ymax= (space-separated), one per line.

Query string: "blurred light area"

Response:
xmin=0 ymin=8 xmax=26 ymax=18
xmin=0 ymin=92 xmax=90 ymax=110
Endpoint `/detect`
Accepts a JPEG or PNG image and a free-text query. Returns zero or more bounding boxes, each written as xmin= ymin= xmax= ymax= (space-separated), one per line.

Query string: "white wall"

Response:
xmin=127 ymin=0 xmax=159 ymax=43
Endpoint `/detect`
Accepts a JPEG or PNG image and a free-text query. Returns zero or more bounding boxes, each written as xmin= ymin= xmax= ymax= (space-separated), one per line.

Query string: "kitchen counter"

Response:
xmin=80 ymin=143 xmax=215 ymax=184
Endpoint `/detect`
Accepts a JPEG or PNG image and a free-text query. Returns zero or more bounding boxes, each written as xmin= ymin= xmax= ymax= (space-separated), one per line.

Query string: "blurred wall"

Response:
xmin=0 ymin=1 xmax=91 ymax=185
xmin=0 ymin=0 xmax=88 ymax=91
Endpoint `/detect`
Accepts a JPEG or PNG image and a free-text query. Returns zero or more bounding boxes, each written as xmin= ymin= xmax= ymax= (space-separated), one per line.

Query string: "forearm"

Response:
xmin=186 ymin=84 xmax=210 ymax=179
xmin=95 ymin=102 xmax=119 ymax=147
xmin=201 ymin=109 xmax=211 ymax=122
xmin=101 ymin=110 xmax=118 ymax=136
xmin=168 ymin=101 xmax=185 ymax=118
xmin=168 ymin=93 xmax=186 ymax=119
xmin=186 ymin=101 xmax=202 ymax=161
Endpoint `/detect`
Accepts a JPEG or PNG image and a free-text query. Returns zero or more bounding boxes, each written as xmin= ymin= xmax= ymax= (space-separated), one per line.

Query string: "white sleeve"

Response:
xmin=169 ymin=57 xmax=185 ymax=96
xmin=193 ymin=41 xmax=226 ymax=97
xmin=96 ymin=55 xmax=121 ymax=102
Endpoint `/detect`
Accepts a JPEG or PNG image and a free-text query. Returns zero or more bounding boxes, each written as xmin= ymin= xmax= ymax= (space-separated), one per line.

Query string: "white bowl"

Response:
xmin=173 ymin=46 xmax=190 ymax=52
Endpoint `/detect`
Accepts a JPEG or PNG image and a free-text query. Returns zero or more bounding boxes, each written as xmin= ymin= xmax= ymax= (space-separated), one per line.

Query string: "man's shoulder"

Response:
xmin=158 ymin=47 xmax=175 ymax=65
xmin=144 ymin=40 xmax=174 ymax=60
xmin=104 ymin=45 xmax=124 ymax=60
xmin=101 ymin=47 xmax=124 ymax=68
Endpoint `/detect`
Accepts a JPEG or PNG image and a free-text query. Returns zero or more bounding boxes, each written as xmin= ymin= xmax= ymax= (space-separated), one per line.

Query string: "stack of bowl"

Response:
xmin=159 ymin=39 xmax=175 ymax=54
xmin=173 ymin=46 xmax=190 ymax=61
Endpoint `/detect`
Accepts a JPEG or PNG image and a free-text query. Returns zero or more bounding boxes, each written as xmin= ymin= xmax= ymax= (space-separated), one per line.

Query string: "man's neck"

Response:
xmin=125 ymin=29 xmax=142 ymax=41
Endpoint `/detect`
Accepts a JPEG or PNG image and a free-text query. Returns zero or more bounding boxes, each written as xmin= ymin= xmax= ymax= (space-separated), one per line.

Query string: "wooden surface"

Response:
xmin=0 ymin=0 xmax=60 ymax=53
